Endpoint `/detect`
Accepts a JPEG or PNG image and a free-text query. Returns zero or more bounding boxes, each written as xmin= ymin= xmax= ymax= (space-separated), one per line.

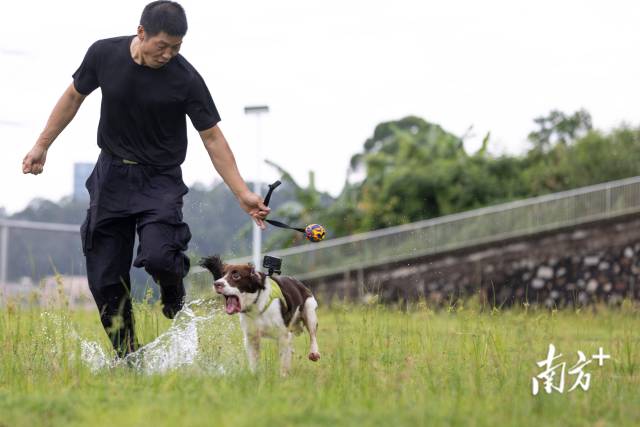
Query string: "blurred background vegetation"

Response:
xmin=3 ymin=109 xmax=640 ymax=283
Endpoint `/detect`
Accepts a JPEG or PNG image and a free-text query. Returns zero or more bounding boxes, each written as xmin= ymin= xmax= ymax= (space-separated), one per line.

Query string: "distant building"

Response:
xmin=73 ymin=162 xmax=94 ymax=202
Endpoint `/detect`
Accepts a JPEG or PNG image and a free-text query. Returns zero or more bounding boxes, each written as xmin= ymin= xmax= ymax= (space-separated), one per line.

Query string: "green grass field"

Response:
xmin=1 ymin=296 xmax=639 ymax=427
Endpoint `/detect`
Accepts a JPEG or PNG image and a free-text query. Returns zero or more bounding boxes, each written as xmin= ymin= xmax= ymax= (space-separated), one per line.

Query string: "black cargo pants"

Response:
xmin=81 ymin=151 xmax=192 ymax=357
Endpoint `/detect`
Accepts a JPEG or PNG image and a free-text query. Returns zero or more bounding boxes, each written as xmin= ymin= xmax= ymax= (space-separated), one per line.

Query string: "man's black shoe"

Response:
xmin=162 ymin=300 xmax=184 ymax=319
xmin=158 ymin=281 xmax=186 ymax=319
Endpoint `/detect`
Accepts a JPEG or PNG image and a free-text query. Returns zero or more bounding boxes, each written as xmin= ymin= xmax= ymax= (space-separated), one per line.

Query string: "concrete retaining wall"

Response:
xmin=304 ymin=213 xmax=640 ymax=307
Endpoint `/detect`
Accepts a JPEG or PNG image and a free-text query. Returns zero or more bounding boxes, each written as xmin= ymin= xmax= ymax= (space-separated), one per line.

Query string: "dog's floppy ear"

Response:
xmin=249 ymin=263 xmax=265 ymax=289
xmin=199 ymin=255 xmax=224 ymax=280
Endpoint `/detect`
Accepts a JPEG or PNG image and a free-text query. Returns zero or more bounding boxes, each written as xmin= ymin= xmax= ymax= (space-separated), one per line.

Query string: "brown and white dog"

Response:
xmin=200 ymin=255 xmax=320 ymax=375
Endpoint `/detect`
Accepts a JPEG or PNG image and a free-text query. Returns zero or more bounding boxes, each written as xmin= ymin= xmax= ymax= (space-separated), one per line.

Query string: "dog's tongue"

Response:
xmin=225 ymin=295 xmax=241 ymax=314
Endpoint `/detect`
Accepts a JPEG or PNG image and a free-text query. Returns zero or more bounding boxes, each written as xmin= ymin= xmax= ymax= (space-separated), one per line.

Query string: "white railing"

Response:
xmin=218 ymin=176 xmax=640 ymax=280
xmin=0 ymin=219 xmax=80 ymax=286
xmin=5 ymin=176 xmax=640 ymax=286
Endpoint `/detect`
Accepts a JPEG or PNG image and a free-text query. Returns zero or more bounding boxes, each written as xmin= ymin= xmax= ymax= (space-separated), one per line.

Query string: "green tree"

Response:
xmin=349 ymin=116 xmax=465 ymax=229
xmin=527 ymin=109 xmax=593 ymax=152
xmin=346 ymin=116 xmax=528 ymax=231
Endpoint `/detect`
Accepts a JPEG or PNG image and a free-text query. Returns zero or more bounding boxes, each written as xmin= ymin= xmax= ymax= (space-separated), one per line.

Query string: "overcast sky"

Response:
xmin=1 ymin=0 xmax=639 ymax=214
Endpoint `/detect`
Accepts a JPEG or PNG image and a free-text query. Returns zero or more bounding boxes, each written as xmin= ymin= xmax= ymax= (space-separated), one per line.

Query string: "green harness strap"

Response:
xmin=260 ymin=277 xmax=288 ymax=314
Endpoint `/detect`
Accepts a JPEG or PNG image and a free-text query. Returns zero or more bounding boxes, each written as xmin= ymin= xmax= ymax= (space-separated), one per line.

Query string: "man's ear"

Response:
xmin=199 ymin=255 xmax=224 ymax=280
xmin=137 ymin=25 xmax=145 ymax=41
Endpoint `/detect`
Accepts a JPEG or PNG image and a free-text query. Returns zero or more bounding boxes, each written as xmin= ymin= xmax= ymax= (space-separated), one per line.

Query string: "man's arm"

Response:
xmin=22 ymin=83 xmax=87 ymax=175
xmin=199 ymin=125 xmax=270 ymax=228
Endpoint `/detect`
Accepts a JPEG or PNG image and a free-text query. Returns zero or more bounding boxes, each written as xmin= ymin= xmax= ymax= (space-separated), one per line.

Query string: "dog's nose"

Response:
xmin=213 ymin=281 xmax=224 ymax=293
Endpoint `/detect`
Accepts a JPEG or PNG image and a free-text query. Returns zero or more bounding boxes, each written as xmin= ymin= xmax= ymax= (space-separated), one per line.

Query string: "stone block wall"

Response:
xmin=303 ymin=213 xmax=640 ymax=307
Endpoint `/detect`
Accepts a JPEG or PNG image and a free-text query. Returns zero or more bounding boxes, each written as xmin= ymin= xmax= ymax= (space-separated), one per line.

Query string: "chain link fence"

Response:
xmin=4 ymin=176 xmax=640 ymax=288
xmin=222 ymin=176 xmax=640 ymax=280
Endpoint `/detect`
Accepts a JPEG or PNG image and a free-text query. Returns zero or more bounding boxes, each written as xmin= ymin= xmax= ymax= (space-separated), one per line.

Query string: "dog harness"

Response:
xmin=260 ymin=277 xmax=288 ymax=314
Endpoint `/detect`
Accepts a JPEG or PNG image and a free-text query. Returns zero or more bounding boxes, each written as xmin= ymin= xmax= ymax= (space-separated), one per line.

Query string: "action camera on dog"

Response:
xmin=262 ymin=255 xmax=282 ymax=276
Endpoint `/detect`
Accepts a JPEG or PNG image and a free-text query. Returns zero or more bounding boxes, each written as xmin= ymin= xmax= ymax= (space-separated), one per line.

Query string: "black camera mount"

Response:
xmin=262 ymin=255 xmax=282 ymax=276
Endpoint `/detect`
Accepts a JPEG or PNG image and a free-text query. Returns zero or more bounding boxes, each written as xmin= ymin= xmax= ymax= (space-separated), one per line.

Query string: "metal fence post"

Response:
xmin=0 ymin=225 xmax=8 ymax=287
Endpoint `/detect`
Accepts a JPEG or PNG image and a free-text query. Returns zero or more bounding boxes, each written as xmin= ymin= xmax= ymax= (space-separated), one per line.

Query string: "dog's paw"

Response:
xmin=308 ymin=352 xmax=320 ymax=362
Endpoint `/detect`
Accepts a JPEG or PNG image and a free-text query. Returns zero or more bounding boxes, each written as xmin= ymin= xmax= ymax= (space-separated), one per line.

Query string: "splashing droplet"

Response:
xmin=77 ymin=299 xmax=242 ymax=375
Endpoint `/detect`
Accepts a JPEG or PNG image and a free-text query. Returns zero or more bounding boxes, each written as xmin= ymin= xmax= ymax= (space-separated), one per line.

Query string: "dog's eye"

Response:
xmin=231 ymin=271 xmax=241 ymax=280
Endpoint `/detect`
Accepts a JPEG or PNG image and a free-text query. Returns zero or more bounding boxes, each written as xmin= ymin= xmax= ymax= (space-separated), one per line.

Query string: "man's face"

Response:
xmin=138 ymin=28 xmax=183 ymax=69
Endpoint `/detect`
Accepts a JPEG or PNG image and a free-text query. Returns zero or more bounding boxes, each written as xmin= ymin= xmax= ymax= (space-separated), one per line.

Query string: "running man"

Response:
xmin=22 ymin=1 xmax=270 ymax=357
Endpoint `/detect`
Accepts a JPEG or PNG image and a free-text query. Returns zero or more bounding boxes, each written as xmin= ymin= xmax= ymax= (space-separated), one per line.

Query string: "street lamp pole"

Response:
xmin=244 ymin=105 xmax=269 ymax=270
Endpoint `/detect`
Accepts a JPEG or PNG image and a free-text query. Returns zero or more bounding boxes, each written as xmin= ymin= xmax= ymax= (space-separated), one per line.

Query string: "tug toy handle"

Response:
xmin=263 ymin=180 xmax=281 ymax=207
xmin=261 ymin=180 xmax=326 ymax=242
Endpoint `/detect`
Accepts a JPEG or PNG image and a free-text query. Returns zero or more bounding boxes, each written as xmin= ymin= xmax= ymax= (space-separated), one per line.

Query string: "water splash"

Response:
xmin=72 ymin=299 xmax=242 ymax=375
xmin=40 ymin=311 xmax=72 ymax=359
xmin=80 ymin=339 xmax=110 ymax=373
xmin=122 ymin=307 xmax=203 ymax=374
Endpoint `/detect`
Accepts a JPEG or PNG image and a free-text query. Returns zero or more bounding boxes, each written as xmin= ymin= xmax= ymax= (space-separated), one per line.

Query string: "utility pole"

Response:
xmin=244 ymin=105 xmax=270 ymax=270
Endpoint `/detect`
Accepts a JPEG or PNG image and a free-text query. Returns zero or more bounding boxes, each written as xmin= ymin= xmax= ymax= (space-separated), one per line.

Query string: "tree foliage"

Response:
xmin=527 ymin=109 xmax=593 ymax=151
xmin=284 ymin=111 xmax=640 ymax=237
xmin=343 ymin=116 xmax=529 ymax=231
xmin=5 ymin=109 xmax=640 ymax=281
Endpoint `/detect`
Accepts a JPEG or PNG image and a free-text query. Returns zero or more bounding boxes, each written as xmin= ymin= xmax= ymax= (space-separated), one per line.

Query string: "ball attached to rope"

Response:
xmin=263 ymin=181 xmax=328 ymax=243
xmin=305 ymin=224 xmax=326 ymax=242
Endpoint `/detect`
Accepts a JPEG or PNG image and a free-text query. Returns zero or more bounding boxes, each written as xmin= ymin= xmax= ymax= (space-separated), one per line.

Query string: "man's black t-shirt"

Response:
xmin=73 ymin=36 xmax=221 ymax=166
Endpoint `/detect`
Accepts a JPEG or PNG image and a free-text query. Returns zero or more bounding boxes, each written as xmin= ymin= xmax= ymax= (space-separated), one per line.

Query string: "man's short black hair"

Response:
xmin=140 ymin=1 xmax=188 ymax=37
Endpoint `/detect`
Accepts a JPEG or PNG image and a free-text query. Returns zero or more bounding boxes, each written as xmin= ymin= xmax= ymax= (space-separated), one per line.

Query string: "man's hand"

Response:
xmin=238 ymin=191 xmax=271 ymax=229
xmin=22 ymin=144 xmax=48 ymax=175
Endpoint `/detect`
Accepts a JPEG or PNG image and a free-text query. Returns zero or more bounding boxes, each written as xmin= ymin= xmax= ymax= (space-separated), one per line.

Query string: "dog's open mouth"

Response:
xmin=224 ymin=295 xmax=241 ymax=315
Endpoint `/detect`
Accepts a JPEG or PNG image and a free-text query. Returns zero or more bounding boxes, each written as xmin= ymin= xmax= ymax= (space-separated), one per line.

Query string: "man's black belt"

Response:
xmin=101 ymin=150 xmax=139 ymax=165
